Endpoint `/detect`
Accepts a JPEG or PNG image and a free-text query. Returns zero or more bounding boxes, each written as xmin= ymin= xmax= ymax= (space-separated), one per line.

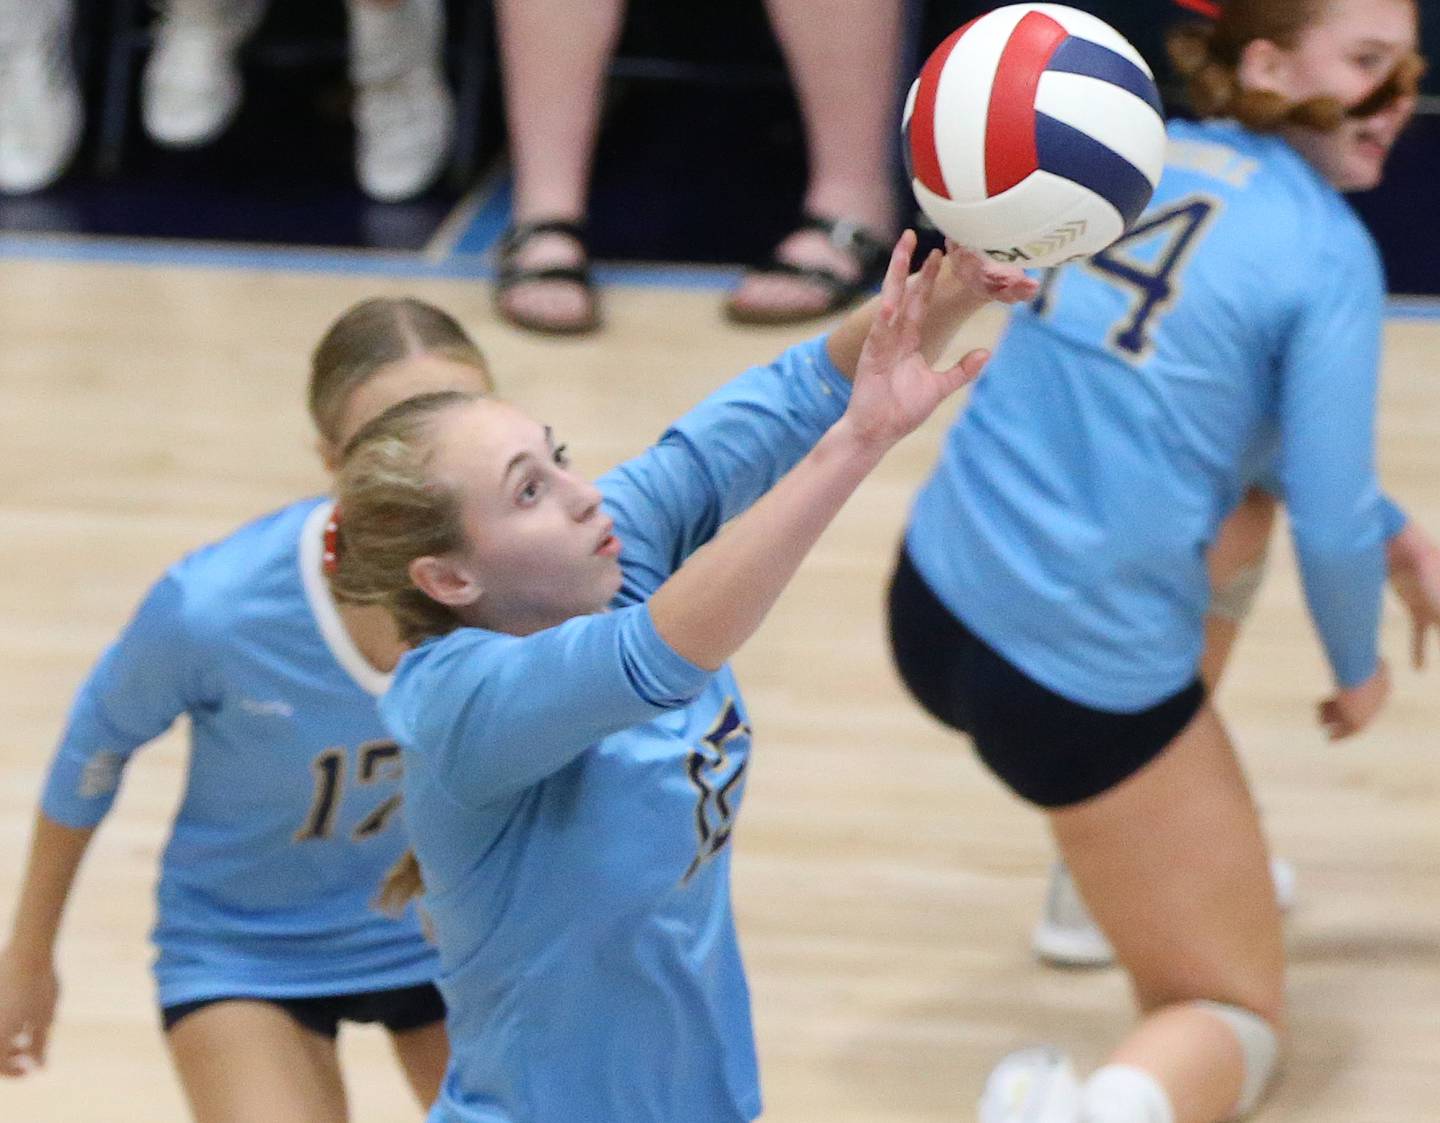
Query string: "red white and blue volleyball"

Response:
xmin=903 ymin=4 xmax=1167 ymax=268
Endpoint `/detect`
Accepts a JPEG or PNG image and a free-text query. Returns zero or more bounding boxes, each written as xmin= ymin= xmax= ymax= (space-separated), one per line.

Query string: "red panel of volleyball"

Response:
xmin=903 ymin=4 xmax=1168 ymax=267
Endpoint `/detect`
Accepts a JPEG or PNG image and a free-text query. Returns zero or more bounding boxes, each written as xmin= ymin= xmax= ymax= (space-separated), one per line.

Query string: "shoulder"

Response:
xmin=165 ymin=497 xmax=325 ymax=640
xmin=382 ymin=627 xmax=512 ymax=743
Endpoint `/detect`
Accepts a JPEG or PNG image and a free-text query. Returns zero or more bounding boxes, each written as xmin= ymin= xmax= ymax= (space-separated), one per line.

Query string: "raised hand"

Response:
xmin=845 ymin=231 xmax=994 ymax=449
xmin=943 ymin=238 xmax=1040 ymax=305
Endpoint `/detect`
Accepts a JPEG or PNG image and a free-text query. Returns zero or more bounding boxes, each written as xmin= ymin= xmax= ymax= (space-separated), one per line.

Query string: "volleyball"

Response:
xmin=903 ymin=4 xmax=1168 ymax=268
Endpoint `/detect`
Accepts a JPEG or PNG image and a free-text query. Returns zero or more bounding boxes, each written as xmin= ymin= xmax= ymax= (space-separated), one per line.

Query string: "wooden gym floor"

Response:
xmin=1 ymin=253 xmax=1437 ymax=1121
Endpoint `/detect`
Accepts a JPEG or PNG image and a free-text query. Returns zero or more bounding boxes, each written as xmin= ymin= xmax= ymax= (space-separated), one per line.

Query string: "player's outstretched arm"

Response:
xmin=651 ymin=232 xmax=994 ymax=671
xmin=0 ymin=813 xmax=95 ymax=1077
xmin=824 ymin=238 xmax=1038 ymax=380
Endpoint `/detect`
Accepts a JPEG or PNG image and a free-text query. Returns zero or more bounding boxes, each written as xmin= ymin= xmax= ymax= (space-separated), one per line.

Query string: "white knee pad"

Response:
xmin=1194 ymin=1000 xmax=1281 ymax=1118
xmin=1209 ymin=557 xmax=1269 ymax=623
xmin=1081 ymin=1064 xmax=1175 ymax=1123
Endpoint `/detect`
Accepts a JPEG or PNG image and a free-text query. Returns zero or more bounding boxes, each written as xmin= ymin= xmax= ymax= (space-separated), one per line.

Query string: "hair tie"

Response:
xmin=1174 ymin=0 xmax=1221 ymax=18
xmin=323 ymin=507 xmax=342 ymax=575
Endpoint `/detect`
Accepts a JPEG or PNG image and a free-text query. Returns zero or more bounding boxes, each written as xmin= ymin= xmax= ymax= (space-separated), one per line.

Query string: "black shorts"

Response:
xmin=161 ymin=981 xmax=446 ymax=1039
xmin=886 ymin=547 xmax=1206 ymax=808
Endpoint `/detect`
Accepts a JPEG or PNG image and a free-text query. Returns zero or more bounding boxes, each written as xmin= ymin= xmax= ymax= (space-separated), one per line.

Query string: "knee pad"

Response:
xmin=1209 ymin=557 xmax=1269 ymax=623
xmin=1193 ymin=1000 xmax=1281 ymax=1118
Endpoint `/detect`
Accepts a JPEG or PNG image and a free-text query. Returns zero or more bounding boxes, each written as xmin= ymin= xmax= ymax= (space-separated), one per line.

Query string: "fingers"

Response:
xmin=940 ymin=348 xmax=991 ymax=395
xmin=982 ymin=265 xmax=1040 ymax=304
xmin=902 ymin=249 xmax=943 ymax=339
xmin=1317 ymin=697 xmax=1353 ymax=741
xmin=0 ymin=1029 xmax=38 ymax=1078
xmin=879 ymin=230 xmax=918 ymax=324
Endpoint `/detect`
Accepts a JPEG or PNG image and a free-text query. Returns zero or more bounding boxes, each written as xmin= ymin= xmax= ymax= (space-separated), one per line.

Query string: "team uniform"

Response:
xmin=41 ymin=499 xmax=441 ymax=1025
xmin=892 ymin=117 xmax=1397 ymax=806
xmin=382 ymin=337 xmax=852 ymax=1123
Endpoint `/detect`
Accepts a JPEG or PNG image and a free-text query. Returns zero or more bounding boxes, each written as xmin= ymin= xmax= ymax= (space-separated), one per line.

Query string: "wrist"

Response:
xmin=827 ymin=414 xmax=895 ymax=466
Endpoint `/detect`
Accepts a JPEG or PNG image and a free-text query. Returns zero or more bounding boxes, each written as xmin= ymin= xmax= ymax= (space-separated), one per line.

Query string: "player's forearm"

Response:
xmin=5 ymin=814 xmax=96 ymax=962
xmin=649 ymin=418 xmax=885 ymax=670
xmin=825 ymin=262 xmax=992 ymax=380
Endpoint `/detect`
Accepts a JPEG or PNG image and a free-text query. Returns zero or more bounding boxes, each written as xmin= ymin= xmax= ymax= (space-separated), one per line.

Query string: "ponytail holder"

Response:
xmin=1174 ymin=0 xmax=1221 ymax=18
xmin=323 ymin=507 xmax=342 ymax=576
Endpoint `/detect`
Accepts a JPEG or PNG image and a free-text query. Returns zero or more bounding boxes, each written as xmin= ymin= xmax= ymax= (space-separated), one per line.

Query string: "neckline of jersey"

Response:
xmin=299 ymin=499 xmax=393 ymax=698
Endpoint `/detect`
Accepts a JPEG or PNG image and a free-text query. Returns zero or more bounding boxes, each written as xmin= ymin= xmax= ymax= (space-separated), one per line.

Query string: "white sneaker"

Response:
xmin=978 ymin=1046 xmax=1082 ymax=1123
xmin=1032 ymin=858 xmax=1299 ymax=969
xmin=353 ymin=63 xmax=452 ymax=201
xmin=349 ymin=0 xmax=452 ymax=201
xmin=0 ymin=16 xmax=82 ymax=194
xmin=142 ymin=0 xmax=267 ymax=148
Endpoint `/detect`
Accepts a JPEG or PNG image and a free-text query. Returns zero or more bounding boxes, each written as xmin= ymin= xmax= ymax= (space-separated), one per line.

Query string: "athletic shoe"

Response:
xmin=1032 ymin=858 xmax=1299 ymax=968
xmin=978 ymin=1045 xmax=1082 ymax=1123
xmin=142 ymin=0 xmax=267 ymax=148
xmin=0 ymin=16 xmax=82 ymax=194
xmin=349 ymin=0 xmax=452 ymax=201
xmin=353 ymin=63 xmax=452 ymax=201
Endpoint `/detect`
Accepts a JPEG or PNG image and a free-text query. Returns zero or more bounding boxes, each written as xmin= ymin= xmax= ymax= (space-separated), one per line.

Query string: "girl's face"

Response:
xmin=1251 ymin=0 xmax=1420 ymax=190
xmin=418 ymin=400 xmax=623 ymax=636
xmin=323 ymin=353 xmax=493 ymax=470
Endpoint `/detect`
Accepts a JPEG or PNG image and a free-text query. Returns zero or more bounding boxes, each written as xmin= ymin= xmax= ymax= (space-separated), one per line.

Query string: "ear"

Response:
xmin=1237 ymin=38 xmax=1294 ymax=98
xmin=408 ymin=554 xmax=484 ymax=609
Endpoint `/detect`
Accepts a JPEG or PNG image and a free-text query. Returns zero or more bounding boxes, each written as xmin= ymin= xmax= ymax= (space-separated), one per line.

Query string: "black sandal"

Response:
xmin=724 ymin=213 xmax=891 ymax=326
xmin=494 ymin=218 xmax=601 ymax=336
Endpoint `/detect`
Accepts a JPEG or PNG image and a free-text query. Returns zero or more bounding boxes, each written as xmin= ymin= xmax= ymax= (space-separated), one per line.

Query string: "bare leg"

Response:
xmin=166 ymin=1000 xmax=348 ymax=1123
xmin=727 ymin=0 xmax=902 ymax=320
xmin=1051 ymin=705 xmax=1285 ymax=1122
xmin=389 ymin=1019 xmax=448 ymax=1107
xmin=1201 ymin=488 xmax=1278 ymax=689
xmin=492 ymin=0 xmax=625 ymax=331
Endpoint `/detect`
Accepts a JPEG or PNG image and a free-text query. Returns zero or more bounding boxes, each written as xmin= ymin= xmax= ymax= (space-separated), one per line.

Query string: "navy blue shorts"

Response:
xmin=886 ymin=547 xmax=1206 ymax=808
xmin=161 ymin=981 xmax=445 ymax=1039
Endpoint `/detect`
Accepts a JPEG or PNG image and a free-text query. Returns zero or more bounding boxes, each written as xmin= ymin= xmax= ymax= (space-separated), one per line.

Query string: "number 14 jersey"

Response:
xmin=906 ymin=117 xmax=1391 ymax=712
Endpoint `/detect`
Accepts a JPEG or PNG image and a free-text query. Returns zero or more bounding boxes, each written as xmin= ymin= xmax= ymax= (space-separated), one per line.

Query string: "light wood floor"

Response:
xmin=1 ymin=256 xmax=1437 ymax=1122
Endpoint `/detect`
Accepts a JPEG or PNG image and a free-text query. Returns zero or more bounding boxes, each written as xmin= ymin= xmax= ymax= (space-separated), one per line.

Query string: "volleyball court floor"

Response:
xmin=1 ymin=127 xmax=1439 ymax=1118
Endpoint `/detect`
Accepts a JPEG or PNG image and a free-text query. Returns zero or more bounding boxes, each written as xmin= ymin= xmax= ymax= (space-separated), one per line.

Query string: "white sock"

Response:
xmin=1081 ymin=1064 xmax=1176 ymax=1123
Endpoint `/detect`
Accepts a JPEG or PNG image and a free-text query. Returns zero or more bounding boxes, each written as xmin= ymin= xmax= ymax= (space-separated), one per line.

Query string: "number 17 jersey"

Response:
xmin=906 ymin=118 xmax=1390 ymax=711
xmin=41 ymin=499 xmax=438 ymax=1006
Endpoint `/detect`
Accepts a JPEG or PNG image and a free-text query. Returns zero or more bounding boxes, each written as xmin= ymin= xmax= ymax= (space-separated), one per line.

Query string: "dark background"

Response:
xmin=3 ymin=0 xmax=1436 ymax=293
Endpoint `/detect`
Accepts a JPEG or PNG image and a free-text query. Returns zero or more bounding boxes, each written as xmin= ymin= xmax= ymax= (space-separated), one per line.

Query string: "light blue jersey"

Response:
xmin=907 ymin=118 xmax=1391 ymax=711
xmin=382 ymin=336 xmax=851 ymax=1123
xmin=42 ymin=499 xmax=438 ymax=1006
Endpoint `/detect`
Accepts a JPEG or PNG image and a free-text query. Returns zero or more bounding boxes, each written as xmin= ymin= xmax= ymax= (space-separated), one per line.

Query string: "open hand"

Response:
xmin=845 ymin=231 xmax=993 ymax=449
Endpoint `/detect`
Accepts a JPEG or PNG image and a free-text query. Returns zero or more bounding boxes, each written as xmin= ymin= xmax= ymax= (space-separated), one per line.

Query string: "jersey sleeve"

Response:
xmin=1276 ymin=241 xmax=1389 ymax=688
xmin=1379 ymin=493 xmax=1408 ymax=538
xmin=40 ymin=572 xmax=213 ymax=828
xmin=600 ymin=335 xmax=852 ymax=599
xmin=1244 ymin=455 xmax=1407 ymax=541
xmin=383 ymin=605 xmax=714 ymax=806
